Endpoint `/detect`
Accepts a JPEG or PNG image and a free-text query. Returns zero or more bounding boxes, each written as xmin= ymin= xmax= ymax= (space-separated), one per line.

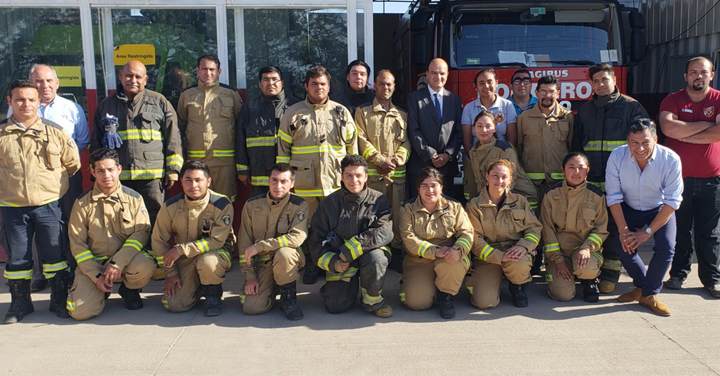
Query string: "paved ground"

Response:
xmin=1 ymin=248 xmax=718 ymax=376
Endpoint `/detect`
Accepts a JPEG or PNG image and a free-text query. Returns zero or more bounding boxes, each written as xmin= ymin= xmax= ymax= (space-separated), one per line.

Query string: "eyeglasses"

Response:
xmin=512 ymin=77 xmax=531 ymax=85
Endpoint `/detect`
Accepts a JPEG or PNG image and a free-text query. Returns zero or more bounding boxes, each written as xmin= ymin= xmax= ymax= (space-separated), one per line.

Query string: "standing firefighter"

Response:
xmin=152 ymin=161 xmax=235 ymax=316
xmin=178 ymin=54 xmax=243 ymax=201
xmin=239 ymin=164 xmax=308 ymax=320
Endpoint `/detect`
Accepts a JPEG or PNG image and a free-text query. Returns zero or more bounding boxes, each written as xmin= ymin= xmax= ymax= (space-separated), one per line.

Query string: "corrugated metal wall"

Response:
xmin=632 ymin=0 xmax=720 ymax=94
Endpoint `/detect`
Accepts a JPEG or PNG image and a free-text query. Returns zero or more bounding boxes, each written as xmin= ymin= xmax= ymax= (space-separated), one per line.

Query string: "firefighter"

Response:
xmin=236 ymin=66 xmax=300 ymax=197
xmin=67 ymin=148 xmax=155 ymax=320
xmin=0 ymin=80 xmax=80 ymax=324
xmin=540 ymin=152 xmax=608 ymax=303
xmin=309 ymin=155 xmax=394 ymax=316
xmin=277 ymin=65 xmax=358 ymax=284
xmin=355 ymin=69 xmax=410 ymax=272
xmin=152 ymin=161 xmax=234 ymax=317
xmin=178 ymin=54 xmax=243 ymax=201
xmin=466 ymin=159 xmax=542 ymax=309
xmin=466 ymin=110 xmax=537 ymax=207
xmin=398 ymin=167 xmax=473 ymax=319
xmin=239 ymin=164 xmax=308 ymax=320
xmin=330 ymin=59 xmax=375 ymax=115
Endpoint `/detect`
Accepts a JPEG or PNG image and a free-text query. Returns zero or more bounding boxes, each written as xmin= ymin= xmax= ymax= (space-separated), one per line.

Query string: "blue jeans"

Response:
xmin=612 ymin=203 xmax=676 ymax=296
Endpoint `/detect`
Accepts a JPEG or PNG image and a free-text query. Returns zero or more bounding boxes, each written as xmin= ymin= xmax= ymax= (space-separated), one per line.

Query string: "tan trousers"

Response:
xmin=401 ymin=255 xmax=469 ymax=310
xmin=467 ymin=254 xmax=533 ymax=309
xmin=546 ymin=250 xmax=603 ymax=301
xmin=162 ymin=251 xmax=231 ymax=313
xmin=368 ymin=178 xmax=405 ymax=249
xmin=241 ymin=248 xmax=305 ymax=315
xmin=67 ymin=252 xmax=155 ymax=321
xmin=209 ymin=164 xmax=238 ymax=202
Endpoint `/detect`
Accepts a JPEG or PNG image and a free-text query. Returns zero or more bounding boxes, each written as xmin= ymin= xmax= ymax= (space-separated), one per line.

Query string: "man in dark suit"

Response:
xmin=406 ymin=58 xmax=463 ymax=198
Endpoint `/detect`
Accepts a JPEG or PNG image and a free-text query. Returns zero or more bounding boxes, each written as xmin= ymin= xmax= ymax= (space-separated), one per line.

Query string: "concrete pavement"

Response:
xmin=1 ymin=248 xmax=718 ymax=375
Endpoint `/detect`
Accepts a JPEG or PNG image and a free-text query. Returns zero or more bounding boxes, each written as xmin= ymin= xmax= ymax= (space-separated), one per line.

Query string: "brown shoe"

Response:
xmin=617 ymin=287 xmax=642 ymax=302
xmin=374 ymin=304 xmax=393 ymax=318
xmin=598 ymin=280 xmax=616 ymax=294
xmin=639 ymin=295 xmax=672 ymax=316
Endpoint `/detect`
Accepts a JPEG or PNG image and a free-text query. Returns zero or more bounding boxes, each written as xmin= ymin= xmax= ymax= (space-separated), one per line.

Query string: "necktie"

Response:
xmin=434 ymin=93 xmax=442 ymax=121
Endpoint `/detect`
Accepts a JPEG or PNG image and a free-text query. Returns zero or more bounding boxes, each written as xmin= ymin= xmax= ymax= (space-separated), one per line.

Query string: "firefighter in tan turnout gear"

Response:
xmin=239 ymin=163 xmax=308 ymax=320
xmin=178 ymin=54 xmax=243 ymax=201
xmin=355 ymin=69 xmax=410 ymax=273
xmin=541 ymin=152 xmax=608 ymax=303
xmin=277 ymin=65 xmax=358 ymax=284
xmin=152 ymin=161 xmax=234 ymax=316
xmin=67 ymin=148 xmax=155 ymax=320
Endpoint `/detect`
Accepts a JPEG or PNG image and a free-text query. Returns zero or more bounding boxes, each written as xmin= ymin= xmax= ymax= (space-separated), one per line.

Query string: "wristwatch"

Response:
xmin=645 ymin=227 xmax=653 ymax=235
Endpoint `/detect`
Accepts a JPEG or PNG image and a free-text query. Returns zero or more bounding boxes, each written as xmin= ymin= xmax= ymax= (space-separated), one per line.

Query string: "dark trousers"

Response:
xmin=1 ymin=201 xmax=67 ymax=280
xmin=612 ymin=203 xmax=676 ymax=296
xmin=407 ymin=172 xmax=455 ymax=201
xmin=599 ymin=217 xmax=622 ymax=283
xmin=122 ymin=179 xmax=166 ymax=229
xmin=671 ymin=176 xmax=720 ymax=288
xmin=320 ymin=249 xmax=390 ymax=313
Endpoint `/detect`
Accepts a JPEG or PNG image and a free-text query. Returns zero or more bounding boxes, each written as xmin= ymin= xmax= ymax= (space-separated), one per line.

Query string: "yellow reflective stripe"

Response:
xmin=361 ymin=287 xmax=383 ymax=305
xmin=247 ymin=136 xmax=277 ymax=147
xmin=236 ymin=164 xmax=249 ymax=171
xmin=478 ymin=244 xmax=494 ymax=261
xmin=95 ymin=255 xmax=108 ymax=261
xmin=585 ymin=140 xmax=625 ymax=152
xmin=545 ymin=273 xmax=553 ymax=282
xmin=529 ymin=201 xmax=538 ymax=210
xmin=544 ymin=243 xmax=560 ymax=252
xmin=344 ymin=237 xmax=363 ymax=260
xmin=342 ymin=266 xmax=358 ymax=279
xmin=251 ymin=176 xmax=269 ymax=186
xmin=40 ymin=197 xmax=61 ymax=206
xmin=239 ymin=294 xmax=246 ymax=304
xmin=117 ymin=129 xmax=163 ymax=141
xmin=43 ymin=261 xmax=69 ymax=273
xmin=213 ymin=150 xmax=235 ymax=157
xmin=397 ymin=146 xmax=409 ymax=157
xmin=399 ymin=292 xmax=406 ymax=302
xmin=294 ymin=189 xmax=325 ymax=197
xmin=592 ymin=251 xmax=604 ymax=264
xmin=75 ymin=250 xmax=94 ymax=263
xmin=317 ymin=252 xmax=334 ymax=271
xmin=277 ymin=235 xmax=289 ymax=248
xmin=367 ymin=169 xmax=381 ymax=176
xmin=345 ymin=128 xmax=356 ymax=143
xmin=550 ymin=173 xmax=564 ymax=180
xmin=587 ymin=233 xmax=603 ymax=247
xmin=155 ymin=255 xmax=164 ymax=267
xmin=602 ymin=259 xmax=622 ymax=271
xmin=187 ymin=150 xmax=206 ymax=158
xmin=4 ymin=269 xmax=32 ymax=280
xmin=278 ymin=130 xmax=293 ymax=144
xmin=464 ymin=192 xmax=470 ymax=200
xmin=218 ymin=250 xmax=232 ymax=266
xmin=417 ymin=241 xmax=433 ymax=257
xmin=161 ymin=298 xmax=169 ymax=309
xmin=455 ymin=237 xmax=471 ymax=250
xmin=66 ymin=301 xmax=76 ymax=311
xmin=123 ymin=239 xmax=143 ymax=252
xmin=166 ymin=154 xmax=184 ymax=170
xmin=0 ymin=200 xmax=22 ymax=207
xmin=462 ymin=255 xmax=471 ymax=269
xmin=120 ymin=169 xmax=164 ymax=180
xmin=276 ymin=156 xmax=290 ymax=164
xmin=466 ymin=286 xmax=474 ymax=295
xmin=524 ymin=233 xmax=540 ymax=245
xmin=526 ymin=172 xmax=545 ymax=180
xmin=362 ymin=146 xmax=376 ymax=160
xmin=196 ymin=238 xmax=210 ymax=253
xmin=291 ymin=144 xmax=344 ymax=154
xmin=326 ymin=272 xmax=342 ymax=281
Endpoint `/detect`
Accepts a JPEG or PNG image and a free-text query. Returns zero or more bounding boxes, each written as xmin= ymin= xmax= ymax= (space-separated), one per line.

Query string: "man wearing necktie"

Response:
xmin=406 ymin=58 xmax=463 ymax=199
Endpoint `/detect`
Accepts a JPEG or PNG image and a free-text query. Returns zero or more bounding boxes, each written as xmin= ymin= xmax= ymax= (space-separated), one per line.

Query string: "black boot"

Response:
xmin=437 ymin=291 xmax=456 ymax=319
xmin=509 ymin=282 xmax=529 ymax=308
xmin=280 ymin=282 xmax=304 ymax=321
xmin=118 ymin=282 xmax=143 ymax=310
xmin=303 ymin=262 xmax=319 ymax=285
xmin=387 ymin=247 xmax=404 ymax=274
xmin=203 ymin=284 xmax=223 ymax=317
xmin=3 ymin=279 xmax=34 ymax=324
xmin=582 ymin=279 xmax=600 ymax=303
xmin=48 ymin=270 xmax=70 ymax=318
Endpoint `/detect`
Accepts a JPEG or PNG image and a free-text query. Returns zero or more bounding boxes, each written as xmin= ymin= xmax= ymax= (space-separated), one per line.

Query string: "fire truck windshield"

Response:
xmin=450 ymin=3 xmax=622 ymax=69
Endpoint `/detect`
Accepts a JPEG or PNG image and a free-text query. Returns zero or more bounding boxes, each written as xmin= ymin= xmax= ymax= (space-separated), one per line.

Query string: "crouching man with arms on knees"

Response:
xmin=309 ymin=155 xmax=394 ymax=316
xmin=239 ymin=163 xmax=309 ymax=320
xmin=152 ymin=161 xmax=235 ymax=316
xmin=67 ymin=148 xmax=155 ymax=320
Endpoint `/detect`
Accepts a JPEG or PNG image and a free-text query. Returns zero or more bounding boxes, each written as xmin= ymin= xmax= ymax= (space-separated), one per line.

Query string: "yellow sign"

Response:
xmin=113 ymin=44 xmax=156 ymax=66
xmin=54 ymin=66 xmax=82 ymax=87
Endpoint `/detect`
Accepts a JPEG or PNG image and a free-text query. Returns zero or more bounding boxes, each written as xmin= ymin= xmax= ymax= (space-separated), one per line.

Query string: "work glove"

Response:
xmin=322 ymin=231 xmax=343 ymax=250
xmin=100 ymin=113 xmax=123 ymax=149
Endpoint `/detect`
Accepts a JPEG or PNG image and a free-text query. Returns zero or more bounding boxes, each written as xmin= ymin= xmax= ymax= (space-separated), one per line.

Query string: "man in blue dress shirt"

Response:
xmin=605 ymin=118 xmax=683 ymax=316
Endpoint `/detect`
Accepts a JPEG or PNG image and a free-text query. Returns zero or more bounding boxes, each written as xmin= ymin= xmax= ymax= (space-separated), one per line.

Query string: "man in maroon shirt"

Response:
xmin=658 ymin=56 xmax=720 ymax=298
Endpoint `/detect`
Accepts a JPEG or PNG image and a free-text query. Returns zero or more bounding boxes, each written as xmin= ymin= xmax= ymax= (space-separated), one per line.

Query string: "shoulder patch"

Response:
xmin=442 ymin=194 xmax=460 ymax=204
xmin=587 ymin=183 xmax=605 ymax=197
xmin=165 ymin=193 xmax=185 ymax=206
xmin=495 ymin=139 xmax=513 ymax=151
xmin=182 ymin=84 xmax=198 ymax=92
xmin=220 ymin=83 xmax=238 ymax=92
xmin=209 ymin=193 xmax=231 ymax=210
xmin=546 ymin=181 xmax=563 ymax=193
xmin=0 ymin=118 xmax=8 ymax=126
xmin=120 ymin=185 xmax=142 ymax=199
xmin=247 ymin=193 xmax=266 ymax=203
xmin=43 ymin=119 xmax=64 ymax=132
xmin=77 ymin=187 xmax=93 ymax=200
xmin=289 ymin=194 xmax=305 ymax=206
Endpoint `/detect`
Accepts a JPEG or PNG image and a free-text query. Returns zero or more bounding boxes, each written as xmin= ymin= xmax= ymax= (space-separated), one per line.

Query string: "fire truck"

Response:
xmin=393 ymin=0 xmax=647 ymax=110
